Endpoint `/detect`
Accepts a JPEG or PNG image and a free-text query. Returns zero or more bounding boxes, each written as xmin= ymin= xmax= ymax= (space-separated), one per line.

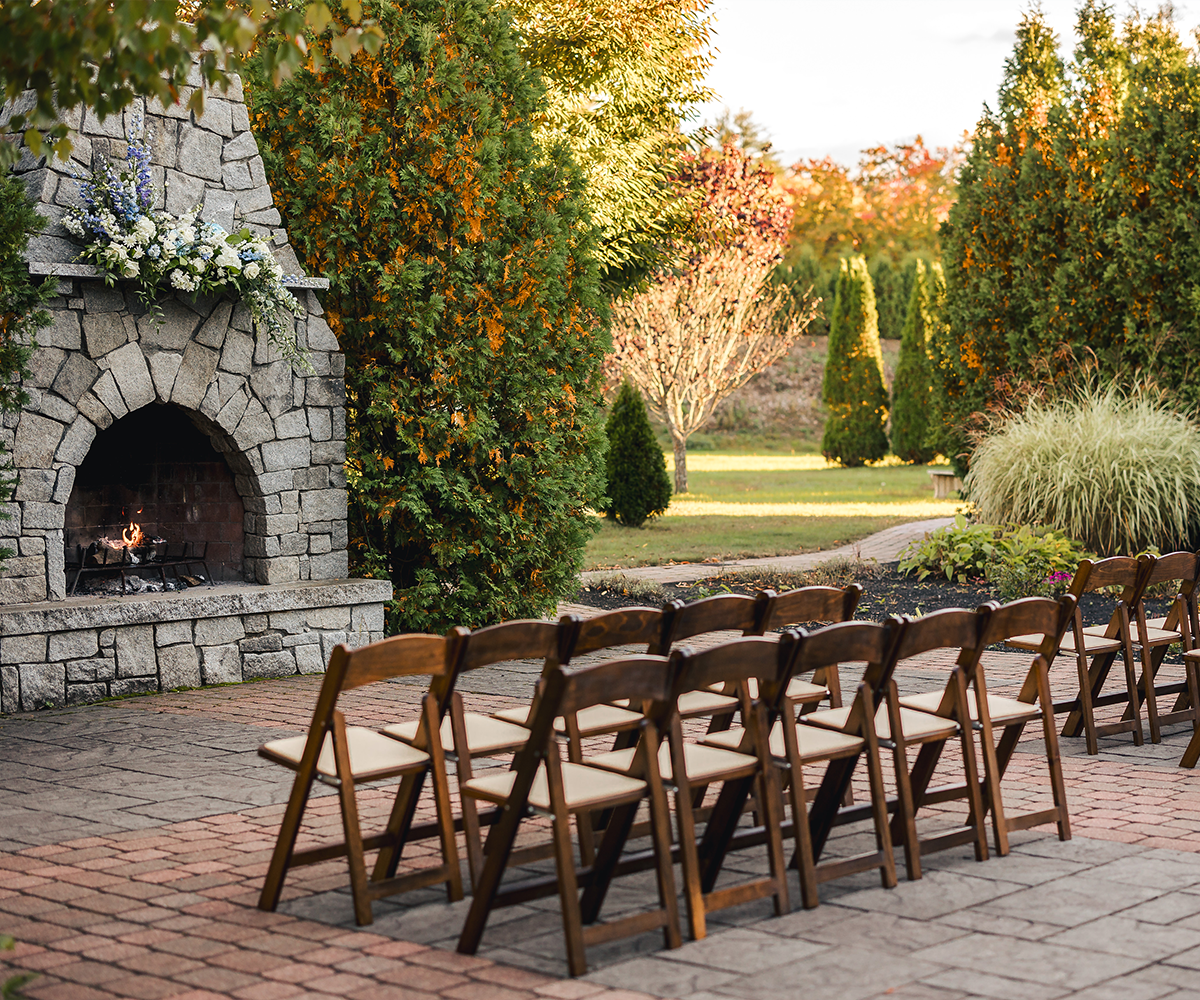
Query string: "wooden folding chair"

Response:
xmin=757 ymin=584 xmax=864 ymax=715
xmin=899 ymin=596 xmax=1076 ymax=856
xmin=1008 ymin=555 xmax=1153 ymax=754
xmin=702 ymin=620 xmax=903 ymax=908
xmin=804 ymin=607 xmax=992 ymax=881
xmin=258 ymin=632 xmax=465 ymax=926
xmin=380 ymin=619 xmax=569 ymax=890
xmin=1124 ymin=552 xmax=1200 ymax=744
xmin=589 ymin=635 xmax=793 ymax=939
xmin=457 ymin=656 xmax=681 ymax=977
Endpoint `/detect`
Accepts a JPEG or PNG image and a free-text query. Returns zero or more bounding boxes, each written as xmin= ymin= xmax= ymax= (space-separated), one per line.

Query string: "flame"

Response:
xmin=123 ymin=509 xmax=144 ymax=547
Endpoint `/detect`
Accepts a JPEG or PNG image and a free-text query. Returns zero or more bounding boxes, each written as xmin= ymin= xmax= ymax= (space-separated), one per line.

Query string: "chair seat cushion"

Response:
xmin=588 ymin=741 xmax=757 ymax=783
xmin=1007 ymin=630 xmax=1122 ymax=654
xmin=704 ymin=721 xmax=863 ymax=762
xmin=382 ymin=713 xmax=530 ymax=756
xmin=677 ymin=689 xmax=740 ymax=716
xmin=805 ymin=704 xmax=959 ymax=742
xmin=492 ymin=703 xmax=644 ymax=735
xmin=786 ymin=678 xmax=830 ymax=701
xmin=260 ymin=727 xmax=429 ymax=781
xmin=462 ymin=761 xmax=646 ymax=812
xmin=899 ymin=690 xmax=1041 ymax=726
xmin=1081 ymin=623 xmax=1181 ymax=647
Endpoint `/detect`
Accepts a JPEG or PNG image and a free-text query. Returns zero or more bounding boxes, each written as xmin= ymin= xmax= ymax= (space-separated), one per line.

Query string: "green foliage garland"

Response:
xmin=601 ymin=382 xmax=671 ymax=528
xmin=247 ymin=0 xmax=607 ymax=632
xmin=821 ymin=255 xmax=888 ymax=467
xmin=889 ymin=260 xmax=939 ymax=464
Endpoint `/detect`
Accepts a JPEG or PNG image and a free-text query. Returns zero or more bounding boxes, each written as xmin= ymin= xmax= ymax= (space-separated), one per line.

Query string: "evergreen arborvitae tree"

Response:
xmin=602 ymin=382 xmax=671 ymax=527
xmin=821 ymin=255 xmax=889 ymax=466
xmin=890 ymin=260 xmax=939 ymax=464
xmin=248 ymin=0 xmax=607 ymax=632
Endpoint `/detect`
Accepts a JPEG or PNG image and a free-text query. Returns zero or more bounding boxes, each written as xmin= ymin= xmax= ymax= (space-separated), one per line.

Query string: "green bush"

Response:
xmin=889 ymin=260 xmax=938 ymax=464
xmin=899 ymin=513 xmax=1087 ymax=600
xmin=966 ymin=386 xmax=1200 ymax=555
xmin=248 ymin=0 xmax=607 ymax=632
xmin=2 ymin=935 xmax=34 ymax=998
xmin=821 ymin=255 xmax=888 ymax=467
xmin=602 ymin=381 xmax=671 ymax=527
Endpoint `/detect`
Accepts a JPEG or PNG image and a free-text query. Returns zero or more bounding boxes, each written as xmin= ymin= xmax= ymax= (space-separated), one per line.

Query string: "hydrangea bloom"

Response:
xmin=65 ymin=119 xmax=305 ymax=365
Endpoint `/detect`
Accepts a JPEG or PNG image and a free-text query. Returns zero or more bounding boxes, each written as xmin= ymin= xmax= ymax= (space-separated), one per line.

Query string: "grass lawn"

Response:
xmin=583 ymin=453 xmax=961 ymax=570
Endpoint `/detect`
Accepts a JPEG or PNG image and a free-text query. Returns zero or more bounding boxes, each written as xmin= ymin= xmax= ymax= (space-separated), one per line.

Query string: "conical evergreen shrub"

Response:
xmin=890 ymin=260 xmax=939 ymax=464
xmin=603 ymin=381 xmax=672 ymax=527
xmin=821 ymin=256 xmax=889 ymax=466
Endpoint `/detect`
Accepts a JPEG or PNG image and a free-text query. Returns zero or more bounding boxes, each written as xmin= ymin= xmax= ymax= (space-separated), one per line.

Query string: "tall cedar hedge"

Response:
xmin=821 ymin=255 xmax=888 ymax=466
xmin=247 ymin=0 xmax=607 ymax=632
xmin=939 ymin=3 xmax=1200 ymax=471
xmin=602 ymin=381 xmax=671 ymax=528
xmin=889 ymin=260 xmax=939 ymax=464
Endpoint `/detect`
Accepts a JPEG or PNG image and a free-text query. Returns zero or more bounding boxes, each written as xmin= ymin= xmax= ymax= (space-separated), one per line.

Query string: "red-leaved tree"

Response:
xmin=606 ymin=144 xmax=815 ymax=492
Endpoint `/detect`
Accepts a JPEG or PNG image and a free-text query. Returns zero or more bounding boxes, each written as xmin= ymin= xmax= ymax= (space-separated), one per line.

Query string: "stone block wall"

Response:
xmin=0 ymin=280 xmax=349 ymax=603
xmin=0 ymin=579 xmax=391 ymax=712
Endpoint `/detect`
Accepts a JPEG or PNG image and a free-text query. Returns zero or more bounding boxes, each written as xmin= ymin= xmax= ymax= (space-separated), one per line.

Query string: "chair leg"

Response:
xmin=1141 ymin=644 xmax=1163 ymax=744
xmin=1036 ymin=661 xmax=1071 ymax=840
xmin=779 ymin=718 xmax=818 ymax=909
xmin=423 ymin=695 xmax=464 ymax=903
xmin=861 ymin=716 xmax=897 ymax=890
xmin=1182 ymin=658 xmax=1200 ymax=769
xmin=669 ymin=723 xmax=707 ymax=939
xmin=447 ymin=695 xmax=484 ymax=892
xmin=886 ymin=685 xmax=922 ymax=881
xmin=641 ymin=725 xmax=682 ymax=952
xmin=971 ymin=673 xmax=1009 ymax=857
xmin=259 ymin=755 xmax=319 ymax=912
xmin=1073 ymin=649 xmax=1101 ymax=755
xmin=331 ymin=712 xmax=373 ymax=926
xmin=951 ymin=672 xmax=988 ymax=863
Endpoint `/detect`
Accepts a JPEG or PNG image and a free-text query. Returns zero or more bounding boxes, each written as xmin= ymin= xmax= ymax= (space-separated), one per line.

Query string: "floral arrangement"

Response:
xmin=63 ymin=119 xmax=305 ymax=364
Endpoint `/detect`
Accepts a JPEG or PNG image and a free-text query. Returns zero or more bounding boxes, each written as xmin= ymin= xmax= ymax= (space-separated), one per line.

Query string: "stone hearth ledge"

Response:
xmin=0 ymin=577 xmax=393 ymax=713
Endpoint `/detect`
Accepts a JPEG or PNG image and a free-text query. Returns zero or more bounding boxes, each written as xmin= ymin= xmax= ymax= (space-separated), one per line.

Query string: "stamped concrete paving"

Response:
xmin=8 ymin=615 xmax=1200 ymax=997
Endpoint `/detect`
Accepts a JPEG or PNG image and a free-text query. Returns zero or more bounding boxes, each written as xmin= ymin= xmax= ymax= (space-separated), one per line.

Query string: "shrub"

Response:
xmin=602 ymin=381 xmax=671 ymax=527
xmin=899 ymin=514 xmax=1087 ymax=599
xmin=248 ymin=0 xmax=607 ymax=632
xmin=821 ymin=255 xmax=888 ymax=467
xmin=889 ymin=260 xmax=938 ymax=464
xmin=966 ymin=386 xmax=1200 ymax=555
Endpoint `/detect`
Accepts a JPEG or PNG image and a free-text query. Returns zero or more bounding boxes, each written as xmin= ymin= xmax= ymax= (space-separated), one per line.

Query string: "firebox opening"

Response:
xmin=65 ymin=404 xmax=246 ymax=583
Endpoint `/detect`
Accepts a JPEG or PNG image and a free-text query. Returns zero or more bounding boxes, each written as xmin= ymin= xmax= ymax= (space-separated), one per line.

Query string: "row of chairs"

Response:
xmin=255 ymin=585 xmax=1081 ymax=975
xmin=1014 ymin=552 xmax=1200 ymax=762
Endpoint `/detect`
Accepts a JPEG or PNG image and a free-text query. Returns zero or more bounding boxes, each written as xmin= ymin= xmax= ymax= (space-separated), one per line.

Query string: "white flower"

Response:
xmin=169 ymin=268 xmax=195 ymax=291
xmin=63 ymin=215 xmax=85 ymax=237
xmin=243 ymin=262 xmax=260 ymax=279
xmin=122 ymin=260 xmax=139 ymax=278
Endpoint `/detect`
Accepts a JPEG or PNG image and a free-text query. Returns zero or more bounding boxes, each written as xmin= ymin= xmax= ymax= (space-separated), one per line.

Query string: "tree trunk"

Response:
xmin=672 ymin=432 xmax=688 ymax=494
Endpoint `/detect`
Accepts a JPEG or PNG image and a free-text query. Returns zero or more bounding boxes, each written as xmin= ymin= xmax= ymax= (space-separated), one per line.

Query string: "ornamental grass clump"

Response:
xmin=966 ymin=387 xmax=1200 ymax=555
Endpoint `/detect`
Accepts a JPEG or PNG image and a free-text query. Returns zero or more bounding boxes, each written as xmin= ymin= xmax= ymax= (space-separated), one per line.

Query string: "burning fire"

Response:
xmin=121 ymin=509 xmax=144 ymax=547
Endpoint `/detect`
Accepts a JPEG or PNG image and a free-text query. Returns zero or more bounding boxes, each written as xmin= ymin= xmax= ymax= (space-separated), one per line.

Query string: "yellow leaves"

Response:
xmin=484 ymin=316 xmax=504 ymax=351
xmin=381 ymin=456 xmax=394 ymax=471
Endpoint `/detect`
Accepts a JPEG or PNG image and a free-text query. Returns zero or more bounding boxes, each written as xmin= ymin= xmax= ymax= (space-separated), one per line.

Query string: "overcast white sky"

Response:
xmin=700 ymin=0 xmax=1198 ymax=167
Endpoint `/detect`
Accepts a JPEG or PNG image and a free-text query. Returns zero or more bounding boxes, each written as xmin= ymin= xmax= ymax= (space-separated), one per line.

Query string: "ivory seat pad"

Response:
xmin=463 ymin=761 xmax=646 ymax=812
xmin=260 ymin=727 xmax=429 ymax=781
xmin=899 ymin=690 xmax=1040 ymax=725
xmin=1007 ymin=631 xmax=1122 ymax=654
xmin=806 ymin=704 xmax=959 ymax=741
xmin=588 ymin=742 xmax=757 ymax=782
xmin=1082 ymin=623 xmax=1180 ymax=646
xmin=677 ymin=689 xmax=740 ymax=716
xmin=491 ymin=703 xmax=644 ymax=734
xmin=382 ymin=713 xmax=530 ymax=756
xmin=741 ymin=677 xmax=828 ymax=701
xmin=704 ymin=721 xmax=863 ymax=761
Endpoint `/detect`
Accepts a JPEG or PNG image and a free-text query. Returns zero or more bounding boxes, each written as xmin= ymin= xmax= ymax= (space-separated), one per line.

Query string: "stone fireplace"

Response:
xmin=0 ymin=76 xmax=391 ymax=713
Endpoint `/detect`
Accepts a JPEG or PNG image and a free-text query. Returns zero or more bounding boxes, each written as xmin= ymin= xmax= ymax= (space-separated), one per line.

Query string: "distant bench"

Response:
xmin=929 ymin=469 xmax=963 ymax=500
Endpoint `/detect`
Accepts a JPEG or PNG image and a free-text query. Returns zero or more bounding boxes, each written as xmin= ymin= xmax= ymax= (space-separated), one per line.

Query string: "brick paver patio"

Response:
xmin=7 ymin=614 xmax=1200 ymax=999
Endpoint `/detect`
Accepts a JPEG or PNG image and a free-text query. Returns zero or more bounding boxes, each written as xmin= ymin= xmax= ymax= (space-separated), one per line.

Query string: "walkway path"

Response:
xmin=581 ymin=517 xmax=954 ymax=586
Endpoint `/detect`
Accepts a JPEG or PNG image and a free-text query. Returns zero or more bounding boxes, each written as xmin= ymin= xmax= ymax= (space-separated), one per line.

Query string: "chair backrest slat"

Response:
xmin=982 ymin=595 xmax=1076 ymax=654
xmin=555 ymin=655 xmax=675 ymax=717
xmin=892 ymin=607 xmax=986 ymax=663
xmin=340 ymin=632 xmax=457 ymax=691
xmin=666 ymin=593 xmax=767 ymax=643
xmin=789 ymin=620 xmax=894 ymax=675
xmin=1076 ymin=555 xmax=1144 ymax=596
xmin=458 ymin=619 xmax=563 ymax=672
xmin=759 ymin=585 xmax=862 ymax=633
xmin=567 ymin=607 xmax=667 ymax=657
xmin=1146 ymin=551 xmax=1199 ymax=586
xmin=669 ymin=636 xmax=789 ymax=696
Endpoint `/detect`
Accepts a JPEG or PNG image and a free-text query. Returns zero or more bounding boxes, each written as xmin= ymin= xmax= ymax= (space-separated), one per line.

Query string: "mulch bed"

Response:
xmin=571 ymin=566 xmax=1177 ymax=636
